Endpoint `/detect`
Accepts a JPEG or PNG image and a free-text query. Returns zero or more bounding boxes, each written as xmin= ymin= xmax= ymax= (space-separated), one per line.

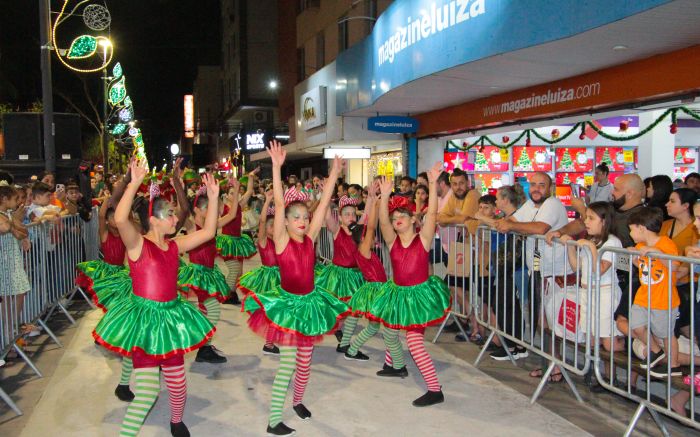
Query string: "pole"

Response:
xmin=39 ymin=0 xmax=55 ymax=172
xmin=102 ymin=52 xmax=110 ymax=173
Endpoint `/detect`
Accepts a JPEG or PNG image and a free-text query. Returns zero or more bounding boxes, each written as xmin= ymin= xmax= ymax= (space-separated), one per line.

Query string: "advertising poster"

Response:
xmin=596 ymin=147 xmax=626 ymax=171
xmin=555 ymin=172 xmax=587 ymax=186
xmin=443 ymin=151 xmax=473 ymax=172
xmin=674 ymin=147 xmax=696 ymax=165
xmin=473 ymin=173 xmax=508 ymax=196
xmin=474 ymin=147 xmax=509 ymax=172
xmin=555 ymin=147 xmax=592 ymax=172
xmin=513 ymin=146 xmax=551 ymax=172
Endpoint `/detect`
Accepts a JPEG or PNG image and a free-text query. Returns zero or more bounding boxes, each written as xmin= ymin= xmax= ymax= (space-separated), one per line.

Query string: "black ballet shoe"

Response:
xmin=262 ymin=344 xmax=280 ymax=355
xmin=170 ymin=421 xmax=190 ymax=437
xmin=195 ymin=345 xmax=227 ymax=364
xmin=376 ymin=364 xmax=408 ymax=378
xmin=412 ymin=388 xmax=444 ymax=407
xmin=223 ymin=293 xmax=241 ymax=305
xmin=336 ymin=344 xmax=349 ymax=354
xmin=293 ymin=403 xmax=312 ymax=420
xmin=267 ymin=422 xmax=296 ymax=436
xmin=334 ymin=329 xmax=343 ymax=342
xmin=114 ymin=384 xmax=135 ymax=402
xmin=344 ymin=350 xmax=369 ymax=361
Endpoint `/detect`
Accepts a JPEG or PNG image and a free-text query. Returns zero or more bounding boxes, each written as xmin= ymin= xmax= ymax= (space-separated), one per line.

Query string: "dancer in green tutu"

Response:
xmin=93 ymin=158 xmax=219 ymax=437
xmin=237 ymin=188 xmax=280 ymax=355
xmin=341 ymin=182 xmax=408 ymax=374
xmin=178 ymin=184 xmax=232 ymax=364
xmin=368 ymin=163 xmax=451 ymax=407
xmin=216 ymin=168 xmax=259 ymax=304
xmin=243 ymin=141 xmax=349 ymax=436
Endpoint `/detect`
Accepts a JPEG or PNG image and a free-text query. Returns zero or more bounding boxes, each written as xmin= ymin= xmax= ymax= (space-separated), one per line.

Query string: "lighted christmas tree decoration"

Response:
xmin=516 ymin=149 xmax=533 ymax=171
xmin=108 ymin=76 xmax=127 ymax=106
xmin=475 ymin=151 xmax=489 ymax=171
xmin=66 ymin=35 xmax=97 ymax=59
xmin=600 ymin=148 xmax=613 ymax=166
xmin=119 ymin=106 xmax=134 ymax=123
xmin=110 ymin=123 xmax=127 ymax=136
xmin=559 ymin=149 xmax=575 ymax=171
xmin=675 ymin=149 xmax=683 ymax=162
xmin=112 ymin=62 xmax=123 ymax=80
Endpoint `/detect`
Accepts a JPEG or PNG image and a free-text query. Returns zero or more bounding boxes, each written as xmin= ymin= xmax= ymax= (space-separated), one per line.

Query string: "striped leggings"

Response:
xmin=119 ymin=364 xmax=187 ymax=436
xmin=406 ymin=329 xmax=440 ymax=391
xmin=224 ymin=259 xmax=242 ymax=293
xmin=268 ymin=346 xmax=313 ymax=427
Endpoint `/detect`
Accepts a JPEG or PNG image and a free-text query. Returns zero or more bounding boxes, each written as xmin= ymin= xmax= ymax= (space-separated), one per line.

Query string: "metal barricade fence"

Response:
xmin=433 ymin=225 xmax=595 ymax=404
xmin=0 ymin=209 xmax=99 ymax=415
xmin=594 ymin=246 xmax=700 ymax=435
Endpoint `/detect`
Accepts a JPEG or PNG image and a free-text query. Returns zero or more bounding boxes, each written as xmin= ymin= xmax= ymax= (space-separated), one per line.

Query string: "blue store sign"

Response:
xmin=368 ymin=116 xmax=419 ymax=133
xmin=336 ymin=0 xmax=672 ymax=114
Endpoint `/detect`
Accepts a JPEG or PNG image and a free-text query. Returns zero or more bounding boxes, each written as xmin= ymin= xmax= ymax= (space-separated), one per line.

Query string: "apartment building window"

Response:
xmin=298 ymin=0 xmax=320 ymax=13
xmin=338 ymin=16 xmax=349 ymax=52
xmin=297 ymin=47 xmax=305 ymax=81
xmin=315 ymin=31 xmax=325 ymax=70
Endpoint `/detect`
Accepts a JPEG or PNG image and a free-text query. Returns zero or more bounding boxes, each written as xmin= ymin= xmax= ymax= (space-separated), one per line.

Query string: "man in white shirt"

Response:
xmin=494 ymin=172 xmax=570 ymax=334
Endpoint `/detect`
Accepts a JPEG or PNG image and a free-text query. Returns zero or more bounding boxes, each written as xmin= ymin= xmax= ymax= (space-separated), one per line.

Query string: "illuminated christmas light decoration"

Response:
xmin=108 ymin=76 xmax=127 ymax=106
xmin=129 ymin=127 xmax=139 ymax=137
xmin=119 ymin=106 xmax=134 ymax=122
xmin=82 ymin=4 xmax=111 ymax=31
xmin=134 ymin=133 xmax=144 ymax=148
xmin=124 ymin=96 xmax=132 ymax=107
xmin=66 ymin=35 xmax=97 ymax=59
xmin=111 ymin=123 xmax=127 ymax=135
xmin=112 ymin=62 xmax=123 ymax=79
xmin=52 ymin=1 xmax=113 ymax=73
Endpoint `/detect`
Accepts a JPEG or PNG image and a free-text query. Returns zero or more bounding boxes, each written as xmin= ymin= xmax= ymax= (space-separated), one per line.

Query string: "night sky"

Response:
xmin=0 ymin=0 xmax=221 ymax=165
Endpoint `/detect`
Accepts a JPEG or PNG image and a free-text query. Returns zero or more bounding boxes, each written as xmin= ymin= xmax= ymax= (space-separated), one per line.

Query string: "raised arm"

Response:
xmin=106 ymin=159 xmax=133 ymax=209
xmin=174 ymin=173 xmax=220 ymax=254
xmin=257 ymin=190 xmax=273 ymax=247
xmin=171 ymin=158 xmax=190 ymax=234
xmin=308 ymin=156 xmax=344 ymax=241
xmin=325 ymin=205 xmax=339 ymax=235
xmin=218 ymin=177 xmax=240 ymax=228
xmin=378 ymin=176 xmax=397 ymax=247
xmin=98 ymin=196 xmax=109 ymax=242
xmin=239 ymin=168 xmax=259 ymax=207
xmin=420 ymin=162 xmax=442 ymax=250
xmin=268 ymin=140 xmax=290 ymax=253
xmin=117 ymin=159 xmax=149 ymax=259
xmin=358 ymin=182 xmax=379 ymax=258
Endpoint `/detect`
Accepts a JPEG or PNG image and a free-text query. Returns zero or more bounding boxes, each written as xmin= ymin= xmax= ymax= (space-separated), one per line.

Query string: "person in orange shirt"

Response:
xmin=628 ymin=207 xmax=681 ymax=378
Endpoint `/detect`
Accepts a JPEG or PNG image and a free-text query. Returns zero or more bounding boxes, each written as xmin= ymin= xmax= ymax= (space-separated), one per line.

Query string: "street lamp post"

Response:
xmin=99 ymin=39 xmax=112 ymax=173
xmin=39 ymin=0 xmax=55 ymax=172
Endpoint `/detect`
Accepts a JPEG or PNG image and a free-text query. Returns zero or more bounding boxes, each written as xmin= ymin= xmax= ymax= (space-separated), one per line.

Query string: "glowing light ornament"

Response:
xmin=66 ymin=35 xmax=97 ymax=59
xmin=82 ymin=4 xmax=111 ymax=31
xmin=129 ymin=127 xmax=139 ymax=137
xmin=124 ymin=96 xmax=132 ymax=107
xmin=119 ymin=106 xmax=134 ymax=122
xmin=108 ymin=76 xmax=127 ymax=106
xmin=112 ymin=62 xmax=123 ymax=80
xmin=111 ymin=123 xmax=127 ymax=135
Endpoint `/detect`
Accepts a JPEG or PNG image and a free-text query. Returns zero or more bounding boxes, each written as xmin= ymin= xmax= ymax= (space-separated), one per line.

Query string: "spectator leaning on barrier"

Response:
xmin=627 ymin=207 xmax=682 ymax=378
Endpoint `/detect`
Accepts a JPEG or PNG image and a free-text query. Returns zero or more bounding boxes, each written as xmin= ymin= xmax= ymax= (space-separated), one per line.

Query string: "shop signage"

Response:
xmin=184 ymin=95 xmax=194 ymax=138
xmin=368 ymin=116 xmax=419 ymax=133
xmin=300 ymin=87 xmax=327 ymax=131
xmin=245 ymin=131 xmax=267 ymax=152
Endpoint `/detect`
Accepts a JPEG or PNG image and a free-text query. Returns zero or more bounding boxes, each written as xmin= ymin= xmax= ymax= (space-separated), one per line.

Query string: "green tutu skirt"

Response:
xmin=216 ymin=234 xmax=257 ymax=260
xmin=237 ymin=265 xmax=280 ymax=296
xmin=243 ymin=286 xmax=350 ymax=347
xmin=314 ymin=262 xmax=325 ymax=276
xmin=367 ymin=276 xmax=451 ymax=330
xmin=93 ymin=293 xmax=215 ymax=359
xmin=178 ymin=262 xmax=229 ymax=302
xmin=89 ymin=270 xmax=132 ymax=312
xmin=315 ymin=264 xmax=365 ymax=301
xmin=76 ymin=260 xmax=126 ymax=296
xmin=348 ymin=281 xmax=384 ymax=318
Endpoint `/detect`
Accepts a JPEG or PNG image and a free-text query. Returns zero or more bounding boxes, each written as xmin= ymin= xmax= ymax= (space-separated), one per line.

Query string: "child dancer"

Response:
xmin=177 ymin=184 xmax=232 ymax=364
xmin=369 ymin=164 xmax=450 ymax=406
xmin=243 ymin=141 xmax=349 ymax=436
xmin=217 ymin=169 xmax=259 ymax=304
xmin=93 ymin=159 xmax=219 ymax=437
xmin=237 ymin=188 xmax=280 ymax=355
xmin=342 ymin=182 xmax=408 ymax=375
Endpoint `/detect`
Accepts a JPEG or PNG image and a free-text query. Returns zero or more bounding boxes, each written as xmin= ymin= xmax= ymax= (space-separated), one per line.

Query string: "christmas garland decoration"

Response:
xmin=446 ymin=106 xmax=699 ymax=151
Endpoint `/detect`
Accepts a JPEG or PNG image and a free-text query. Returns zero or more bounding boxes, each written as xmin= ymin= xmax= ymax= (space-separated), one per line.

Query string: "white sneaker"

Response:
xmin=632 ymin=339 xmax=647 ymax=360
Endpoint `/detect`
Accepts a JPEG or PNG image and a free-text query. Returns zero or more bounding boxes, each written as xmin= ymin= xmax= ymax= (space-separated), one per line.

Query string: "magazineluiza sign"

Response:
xmin=300 ymin=86 xmax=327 ymax=131
xmin=377 ymin=0 xmax=487 ymax=67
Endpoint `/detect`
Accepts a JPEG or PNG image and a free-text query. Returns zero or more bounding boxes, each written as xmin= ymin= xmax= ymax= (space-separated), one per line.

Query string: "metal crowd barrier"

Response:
xmin=0 ymin=209 xmax=99 ymax=416
xmin=433 ymin=225 xmax=595 ymax=404
xmin=594 ymin=246 xmax=700 ymax=435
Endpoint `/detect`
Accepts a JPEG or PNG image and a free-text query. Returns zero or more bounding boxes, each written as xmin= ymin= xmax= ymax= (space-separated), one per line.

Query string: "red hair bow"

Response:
xmin=388 ymin=195 xmax=413 ymax=214
xmin=148 ymin=181 xmax=161 ymax=217
xmin=266 ymin=205 xmax=275 ymax=216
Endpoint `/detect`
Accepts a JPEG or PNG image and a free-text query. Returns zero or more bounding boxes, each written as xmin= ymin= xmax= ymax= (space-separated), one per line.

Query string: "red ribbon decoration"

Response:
xmin=338 ymin=195 xmax=360 ymax=208
xmin=387 ymin=195 xmax=414 ymax=214
xmin=148 ymin=181 xmax=161 ymax=217
xmin=283 ymin=186 xmax=308 ymax=207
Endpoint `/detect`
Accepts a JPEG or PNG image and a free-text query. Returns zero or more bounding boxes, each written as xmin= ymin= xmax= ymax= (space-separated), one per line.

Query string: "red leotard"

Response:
xmin=129 ymin=239 xmax=180 ymax=302
xmin=257 ymin=237 xmax=277 ymax=267
xmin=277 ymin=236 xmax=315 ymax=295
xmin=102 ymin=231 xmax=126 ymax=266
xmin=355 ymin=251 xmax=387 ymax=282
xmin=187 ymin=225 xmax=216 ymax=268
xmin=390 ymin=235 xmax=428 ymax=286
xmin=221 ymin=205 xmax=242 ymax=236
xmin=332 ymin=228 xmax=358 ymax=268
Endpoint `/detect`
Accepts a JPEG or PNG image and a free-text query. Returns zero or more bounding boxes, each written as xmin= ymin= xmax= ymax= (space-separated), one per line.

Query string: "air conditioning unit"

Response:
xmin=253 ymin=111 xmax=269 ymax=123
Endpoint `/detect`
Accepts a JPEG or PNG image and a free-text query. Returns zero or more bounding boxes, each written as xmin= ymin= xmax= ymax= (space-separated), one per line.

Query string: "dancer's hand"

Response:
xmin=130 ymin=158 xmax=148 ymax=184
xmin=202 ymin=173 xmax=220 ymax=199
xmin=427 ymin=161 xmax=442 ymax=183
xmin=367 ymin=181 xmax=380 ymax=201
xmin=379 ymin=176 xmax=393 ymax=197
xmin=267 ymin=140 xmax=286 ymax=168
xmin=329 ymin=155 xmax=345 ymax=177
xmin=264 ymin=189 xmax=273 ymax=202
xmin=171 ymin=157 xmax=184 ymax=186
